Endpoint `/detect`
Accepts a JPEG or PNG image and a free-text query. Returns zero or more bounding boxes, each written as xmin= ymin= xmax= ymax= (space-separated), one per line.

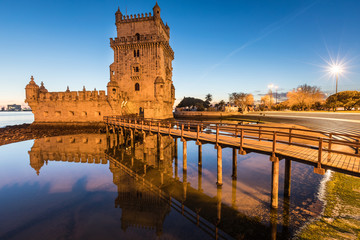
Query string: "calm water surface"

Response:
xmin=0 ymin=112 xmax=34 ymax=128
xmin=0 ymin=133 xmax=325 ymax=239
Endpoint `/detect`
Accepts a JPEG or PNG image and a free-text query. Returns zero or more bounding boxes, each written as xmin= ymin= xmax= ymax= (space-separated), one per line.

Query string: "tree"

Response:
xmin=205 ymin=93 xmax=213 ymax=103
xmin=215 ymin=100 xmax=226 ymax=111
xmin=176 ymin=97 xmax=207 ymax=110
xmin=260 ymin=95 xmax=274 ymax=110
xmin=229 ymin=92 xmax=254 ymax=113
xmin=287 ymin=84 xmax=324 ymax=111
xmin=204 ymin=93 xmax=213 ymax=108
xmin=326 ymin=91 xmax=360 ymax=110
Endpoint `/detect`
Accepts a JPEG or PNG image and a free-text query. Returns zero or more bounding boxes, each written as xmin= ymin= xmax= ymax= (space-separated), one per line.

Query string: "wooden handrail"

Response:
xmin=104 ymin=115 xmax=360 ymax=158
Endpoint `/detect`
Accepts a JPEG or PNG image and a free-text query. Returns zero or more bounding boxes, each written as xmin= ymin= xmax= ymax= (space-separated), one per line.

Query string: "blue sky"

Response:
xmin=0 ymin=0 xmax=359 ymax=107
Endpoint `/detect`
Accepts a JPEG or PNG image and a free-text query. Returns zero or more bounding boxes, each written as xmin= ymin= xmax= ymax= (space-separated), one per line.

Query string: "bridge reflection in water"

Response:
xmin=28 ymin=133 xmax=321 ymax=240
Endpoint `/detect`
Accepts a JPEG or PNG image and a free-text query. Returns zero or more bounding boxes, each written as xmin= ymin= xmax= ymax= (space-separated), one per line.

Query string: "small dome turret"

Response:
xmin=25 ymin=76 xmax=40 ymax=102
xmin=26 ymin=76 xmax=39 ymax=90
xmin=39 ymin=81 xmax=48 ymax=93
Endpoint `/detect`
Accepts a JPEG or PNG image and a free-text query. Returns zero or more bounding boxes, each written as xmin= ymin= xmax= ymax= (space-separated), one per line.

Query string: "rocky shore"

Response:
xmin=0 ymin=124 xmax=104 ymax=146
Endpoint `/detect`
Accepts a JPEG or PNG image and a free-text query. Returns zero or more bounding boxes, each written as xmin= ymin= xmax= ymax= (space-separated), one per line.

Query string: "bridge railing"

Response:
xmin=104 ymin=116 xmax=360 ymax=164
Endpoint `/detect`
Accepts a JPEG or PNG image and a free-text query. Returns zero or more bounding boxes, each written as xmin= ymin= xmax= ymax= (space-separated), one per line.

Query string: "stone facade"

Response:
xmin=25 ymin=3 xmax=175 ymax=125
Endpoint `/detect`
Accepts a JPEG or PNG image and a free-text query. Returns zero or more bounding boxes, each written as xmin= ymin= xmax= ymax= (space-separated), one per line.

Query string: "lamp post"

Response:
xmin=268 ymin=84 xmax=279 ymax=107
xmin=330 ymin=64 xmax=343 ymax=94
xmin=268 ymin=84 xmax=274 ymax=108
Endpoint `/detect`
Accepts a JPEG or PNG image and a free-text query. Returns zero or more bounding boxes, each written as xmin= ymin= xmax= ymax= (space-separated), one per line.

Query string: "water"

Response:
xmin=0 ymin=112 xmax=34 ymax=128
xmin=0 ymin=134 xmax=324 ymax=239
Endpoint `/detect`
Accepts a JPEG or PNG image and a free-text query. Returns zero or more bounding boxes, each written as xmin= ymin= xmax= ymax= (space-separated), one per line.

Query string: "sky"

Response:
xmin=0 ymin=0 xmax=360 ymax=107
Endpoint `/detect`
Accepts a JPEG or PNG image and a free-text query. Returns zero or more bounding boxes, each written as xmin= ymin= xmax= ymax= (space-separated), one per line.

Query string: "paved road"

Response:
xmin=231 ymin=112 xmax=360 ymax=139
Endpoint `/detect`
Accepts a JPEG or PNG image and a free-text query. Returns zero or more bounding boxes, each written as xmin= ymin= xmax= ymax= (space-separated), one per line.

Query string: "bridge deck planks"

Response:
xmin=112 ymin=122 xmax=360 ymax=176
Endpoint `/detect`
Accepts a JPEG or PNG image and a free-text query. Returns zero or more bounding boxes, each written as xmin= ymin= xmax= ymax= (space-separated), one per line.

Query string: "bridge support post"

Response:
xmin=239 ymin=128 xmax=246 ymax=155
xmin=174 ymin=137 xmax=178 ymax=159
xmin=182 ymin=140 xmax=187 ymax=171
xmin=314 ymin=138 xmax=325 ymax=175
xmin=270 ymin=207 xmax=278 ymax=240
xmin=183 ymin=167 xmax=187 ymax=201
xmin=282 ymin=192 xmax=291 ymax=239
xmin=198 ymin=158 xmax=203 ymax=192
xmin=198 ymin=144 xmax=202 ymax=166
xmin=270 ymin=131 xmax=279 ymax=162
xmin=119 ymin=127 xmax=123 ymax=145
xmin=231 ymin=176 xmax=237 ymax=208
xmin=158 ymin=134 xmax=164 ymax=161
xmin=116 ymin=128 xmax=119 ymax=146
xmin=174 ymin=151 xmax=179 ymax=180
xmin=217 ymin=185 xmax=222 ymax=225
xmin=271 ymin=157 xmax=279 ymax=209
xmin=232 ymin=148 xmax=237 ymax=179
xmin=130 ymin=129 xmax=134 ymax=149
xmin=284 ymin=159 xmax=291 ymax=197
xmin=217 ymin=145 xmax=223 ymax=186
xmin=112 ymin=126 xmax=116 ymax=146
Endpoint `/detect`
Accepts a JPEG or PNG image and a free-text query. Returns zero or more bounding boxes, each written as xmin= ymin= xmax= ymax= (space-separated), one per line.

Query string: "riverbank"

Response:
xmin=296 ymin=172 xmax=360 ymax=239
xmin=0 ymin=124 xmax=103 ymax=146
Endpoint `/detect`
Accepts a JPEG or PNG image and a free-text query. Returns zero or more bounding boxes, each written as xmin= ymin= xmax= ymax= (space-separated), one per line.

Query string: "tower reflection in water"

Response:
xmin=28 ymin=132 xmax=293 ymax=240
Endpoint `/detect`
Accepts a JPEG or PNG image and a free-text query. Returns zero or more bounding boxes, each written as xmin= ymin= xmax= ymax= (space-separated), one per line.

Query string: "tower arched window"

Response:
xmin=135 ymin=33 xmax=140 ymax=41
xmin=135 ymin=83 xmax=140 ymax=91
xmin=134 ymin=49 xmax=140 ymax=58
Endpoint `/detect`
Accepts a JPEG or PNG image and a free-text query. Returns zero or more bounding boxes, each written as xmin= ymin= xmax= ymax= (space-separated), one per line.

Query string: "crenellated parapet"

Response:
xmin=25 ymin=76 xmax=128 ymax=103
xmin=118 ymin=12 xmax=154 ymax=22
xmin=38 ymin=90 xmax=107 ymax=102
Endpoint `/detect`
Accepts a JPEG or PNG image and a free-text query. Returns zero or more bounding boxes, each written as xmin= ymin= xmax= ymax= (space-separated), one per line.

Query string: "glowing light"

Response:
xmin=329 ymin=64 xmax=343 ymax=75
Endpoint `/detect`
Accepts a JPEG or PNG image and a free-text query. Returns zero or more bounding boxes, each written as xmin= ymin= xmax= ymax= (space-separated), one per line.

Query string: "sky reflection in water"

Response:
xmin=0 ymin=134 xmax=323 ymax=240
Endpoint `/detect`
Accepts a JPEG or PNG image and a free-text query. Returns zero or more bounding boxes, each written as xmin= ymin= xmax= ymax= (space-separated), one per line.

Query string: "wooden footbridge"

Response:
xmin=104 ymin=116 xmax=360 ymax=208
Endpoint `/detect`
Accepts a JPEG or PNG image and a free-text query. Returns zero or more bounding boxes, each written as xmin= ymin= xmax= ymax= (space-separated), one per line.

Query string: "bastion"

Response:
xmin=25 ymin=3 xmax=175 ymax=125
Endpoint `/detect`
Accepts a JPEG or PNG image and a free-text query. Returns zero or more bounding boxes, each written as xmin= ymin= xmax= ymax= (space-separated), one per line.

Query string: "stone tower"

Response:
xmin=24 ymin=4 xmax=175 ymax=125
xmin=109 ymin=3 xmax=175 ymax=119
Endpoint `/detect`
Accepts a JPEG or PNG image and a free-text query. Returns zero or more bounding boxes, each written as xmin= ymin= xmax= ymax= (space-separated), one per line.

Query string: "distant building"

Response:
xmin=1 ymin=107 xmax=5 ymax=111
xmin=7 ymin=104 xmax=21 ymax=111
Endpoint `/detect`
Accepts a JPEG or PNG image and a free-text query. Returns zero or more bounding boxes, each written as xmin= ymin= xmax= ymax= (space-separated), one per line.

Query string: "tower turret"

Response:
xmin=153 ymin=2 xmax=160 ymax=19
xmin=39 ymin=81 xmax=48 ymax=93
xmin=25 ymin=76 xmax=40 ymax=103
xmin=116 ymin=7 xmax=122 ymax=23
xmin=107 ymin=80 xmax=120 ymax=100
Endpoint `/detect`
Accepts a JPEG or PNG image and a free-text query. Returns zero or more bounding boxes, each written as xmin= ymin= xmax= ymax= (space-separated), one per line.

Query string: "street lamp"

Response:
xmin=268 ymin=84 xmax=278 ymax=105
xmin=330 ymin=64 xmax=343 ymax=94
